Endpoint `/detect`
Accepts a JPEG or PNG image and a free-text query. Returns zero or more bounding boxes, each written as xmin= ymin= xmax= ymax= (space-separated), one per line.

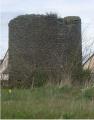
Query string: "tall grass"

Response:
xmin=1 ymin=86 xmax=94 ymax=119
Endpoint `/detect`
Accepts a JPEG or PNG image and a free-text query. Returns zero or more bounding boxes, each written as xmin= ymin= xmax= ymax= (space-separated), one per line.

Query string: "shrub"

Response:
xmin=81 ymin=87 xmax=94 ymax=100
xmin=72 ymin=69 xmax=91 ymax=85
xmin=59 ymin=85 xmax=72 ymax=93
xmin=32 ymin=69 xmax=48 ymax=87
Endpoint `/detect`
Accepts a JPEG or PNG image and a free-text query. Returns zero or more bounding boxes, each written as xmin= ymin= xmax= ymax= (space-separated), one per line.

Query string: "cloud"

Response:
xmin=1 ymin=0 xmax=94 ymax=13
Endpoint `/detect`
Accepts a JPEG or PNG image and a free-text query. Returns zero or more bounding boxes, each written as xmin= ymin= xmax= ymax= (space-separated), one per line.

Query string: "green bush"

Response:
xmin=72 ymin=69 xmax=91 ymax=84
xmin=59 ymin=85 xmax=72 ymax=93
xmin=32 ymin=70 xmax=48 ymax=87
xmin=82 ymin=87 xmax=94 ymax=100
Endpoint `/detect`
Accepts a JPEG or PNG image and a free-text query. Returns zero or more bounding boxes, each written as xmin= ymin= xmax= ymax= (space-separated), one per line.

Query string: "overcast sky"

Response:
xmin=0 ymin=0 xmax=94 ymax=59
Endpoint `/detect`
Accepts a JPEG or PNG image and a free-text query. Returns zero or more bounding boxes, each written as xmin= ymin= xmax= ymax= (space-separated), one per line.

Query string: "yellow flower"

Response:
xmin=9 ymin=89 xmax=12 ymax=93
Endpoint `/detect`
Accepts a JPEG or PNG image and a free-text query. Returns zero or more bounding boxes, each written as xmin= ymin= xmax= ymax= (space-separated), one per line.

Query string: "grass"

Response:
xmin=1 ymin=85 xmax=94 ymax=119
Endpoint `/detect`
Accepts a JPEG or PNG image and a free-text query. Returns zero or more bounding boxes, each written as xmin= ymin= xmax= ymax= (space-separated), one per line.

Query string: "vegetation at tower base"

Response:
xmin=1 ymin=86 xmax=94 ymax=119
xmin=8 ymin=14 xmax=82 ymax=87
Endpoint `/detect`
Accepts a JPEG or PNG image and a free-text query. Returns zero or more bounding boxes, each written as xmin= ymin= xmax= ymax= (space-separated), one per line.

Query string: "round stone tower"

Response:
xmin=8 ymin=14 xmax=82 ymax=87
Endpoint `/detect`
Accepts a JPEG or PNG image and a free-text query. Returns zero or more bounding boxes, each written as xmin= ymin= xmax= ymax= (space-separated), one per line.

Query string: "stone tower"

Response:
xmin=8 ymin=14 xmax=82 ymax=87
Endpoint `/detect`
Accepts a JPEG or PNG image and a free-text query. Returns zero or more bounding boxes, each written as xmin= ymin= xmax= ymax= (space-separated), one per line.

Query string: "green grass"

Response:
xmin=1 ymin=85 xmax=94 ymax=119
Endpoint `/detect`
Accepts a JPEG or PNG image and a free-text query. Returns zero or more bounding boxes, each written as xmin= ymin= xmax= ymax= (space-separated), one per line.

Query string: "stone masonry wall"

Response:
xmin=8 ymin=14 xmax=82 ymax=87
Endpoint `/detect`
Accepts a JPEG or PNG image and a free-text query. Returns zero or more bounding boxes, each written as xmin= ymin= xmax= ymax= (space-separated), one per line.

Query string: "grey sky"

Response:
xmin=0 ymin=0 xmax=94 ymax=59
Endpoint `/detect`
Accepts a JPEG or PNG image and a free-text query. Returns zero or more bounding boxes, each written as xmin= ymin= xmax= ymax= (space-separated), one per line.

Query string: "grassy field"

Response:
xmin=1 ymin=85 xmax=94 ymax=119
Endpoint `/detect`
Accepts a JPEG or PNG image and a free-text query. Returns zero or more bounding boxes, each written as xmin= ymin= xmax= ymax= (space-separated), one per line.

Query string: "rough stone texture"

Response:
xmin=8 ymin=14 xmax=82 ymax=87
